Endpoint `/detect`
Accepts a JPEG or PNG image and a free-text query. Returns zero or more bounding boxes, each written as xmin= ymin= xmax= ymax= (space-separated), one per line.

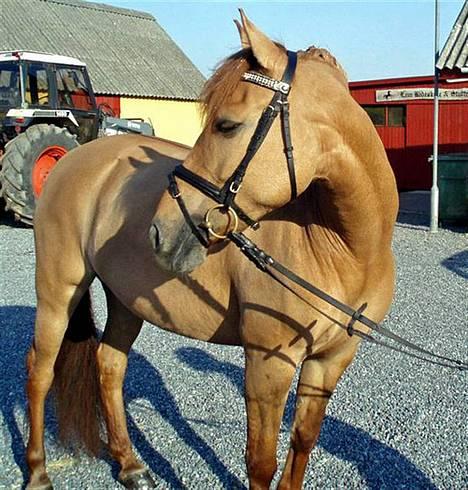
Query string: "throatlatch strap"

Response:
xmin=280 ymin=97 xmax=297 ymax=200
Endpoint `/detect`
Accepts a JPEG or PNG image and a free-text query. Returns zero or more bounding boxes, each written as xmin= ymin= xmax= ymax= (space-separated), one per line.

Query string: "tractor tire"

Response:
xmin=0 ymin=124 xmax=78 ymax=225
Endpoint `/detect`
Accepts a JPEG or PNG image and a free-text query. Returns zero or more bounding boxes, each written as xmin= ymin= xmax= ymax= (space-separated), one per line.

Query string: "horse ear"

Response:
xmin=234 ymin=19 xmax=250 ymax=49
xmin=238 ymin=9 xmax=285 ymax=73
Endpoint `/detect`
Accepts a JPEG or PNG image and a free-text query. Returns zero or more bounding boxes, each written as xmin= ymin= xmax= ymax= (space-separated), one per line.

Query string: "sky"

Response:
xmin=105 ymin=0 xmax=465 ymax=82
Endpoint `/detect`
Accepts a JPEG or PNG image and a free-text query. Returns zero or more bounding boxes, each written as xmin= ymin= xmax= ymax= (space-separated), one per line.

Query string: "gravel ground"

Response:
xmin=0 ymin=198 xmax=467 ymax=490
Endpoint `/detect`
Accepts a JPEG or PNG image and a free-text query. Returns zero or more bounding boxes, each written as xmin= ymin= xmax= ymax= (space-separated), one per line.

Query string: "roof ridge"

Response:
xmin=1 ymin=0 xmax=206 ymax=99
xmin=40 ymin=0 xmax=155 ymax=21
xmin=437 ymin=0 xmax=468 ymax=71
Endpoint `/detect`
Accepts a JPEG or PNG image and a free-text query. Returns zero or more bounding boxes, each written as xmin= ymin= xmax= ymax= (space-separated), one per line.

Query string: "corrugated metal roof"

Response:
xmin=437 ymin=0 xmax=468 ymax=72
xmin=0 ymin=0 xmax=206 ymax=99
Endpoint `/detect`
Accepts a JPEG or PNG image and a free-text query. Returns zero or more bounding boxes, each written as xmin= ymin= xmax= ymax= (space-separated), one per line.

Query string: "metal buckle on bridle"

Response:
xmin=229 ymin=181 xmax=242 ymax=194
xmin=273 ymin=81 xmax=291 ymax=95
xmin=170 ymin=188 xmax=181 ymax=199
xmin=202 ymin=205 xmax=239 ymax=240
xmin=168 ymin=175 xmax=181 ymax=199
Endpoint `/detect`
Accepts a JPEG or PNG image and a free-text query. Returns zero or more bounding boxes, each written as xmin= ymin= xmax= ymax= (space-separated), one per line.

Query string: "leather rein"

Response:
xmin=166 ymin=50 xmax=467 ymax=371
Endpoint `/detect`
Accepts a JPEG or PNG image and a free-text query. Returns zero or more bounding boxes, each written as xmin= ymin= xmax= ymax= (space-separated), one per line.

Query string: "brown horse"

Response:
xmin=25 ymin=11 xmax=398 ymax=490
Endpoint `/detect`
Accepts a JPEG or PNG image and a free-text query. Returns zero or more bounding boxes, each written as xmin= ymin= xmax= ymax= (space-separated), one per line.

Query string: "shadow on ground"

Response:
xmin=1 ymin=306 xmax=436 ymax=489
xmin=0 ymin=306 xmax=241 ymax=489
xmin=176 ymin=346 xmax=437 ymax=490
xmin=441 ymin=250 xmax=468 ymax=279
xmin=397 ymin=191 xmax=468 ymax=233
xmin=0 ymin=208 xmax=30 ymax=228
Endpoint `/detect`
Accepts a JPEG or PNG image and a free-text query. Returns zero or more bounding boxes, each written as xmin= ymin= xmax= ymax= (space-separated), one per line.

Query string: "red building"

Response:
xmin=349 ymin=75 xmax=468 ymax=190
xmin=349 ymin=2 xmax=468 ymax=191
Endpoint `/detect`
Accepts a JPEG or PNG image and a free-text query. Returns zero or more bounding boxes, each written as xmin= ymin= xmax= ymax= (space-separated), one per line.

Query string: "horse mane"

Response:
xmin=201 ymin=45 xmax=347 ymax=126
xmin=200 ymin=48 xmax=264 ymax=126
xmin=303 ymin=46 xmax=348 ymax=82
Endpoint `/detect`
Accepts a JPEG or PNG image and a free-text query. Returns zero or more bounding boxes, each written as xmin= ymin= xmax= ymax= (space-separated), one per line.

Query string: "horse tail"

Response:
xmin=52 ymin=289 xmax=102 ymax=455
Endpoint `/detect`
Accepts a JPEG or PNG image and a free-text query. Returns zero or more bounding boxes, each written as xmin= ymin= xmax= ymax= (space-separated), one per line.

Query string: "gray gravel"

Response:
xmin=0 ymin=199 xmax=467 ymax=490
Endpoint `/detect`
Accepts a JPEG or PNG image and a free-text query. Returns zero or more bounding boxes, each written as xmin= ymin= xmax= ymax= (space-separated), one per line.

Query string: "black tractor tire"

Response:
xmin=0 ymin=124 xmax=78 ymax=225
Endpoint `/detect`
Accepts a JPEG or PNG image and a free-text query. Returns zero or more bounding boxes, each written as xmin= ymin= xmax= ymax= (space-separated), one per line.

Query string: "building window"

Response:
xmin=364 ymin=106 xmax=385 ymax=126
xmin=388 ymin=106 xmax=405 ymax=127
xmin=363 ymin=105 xmax=406 ymax=127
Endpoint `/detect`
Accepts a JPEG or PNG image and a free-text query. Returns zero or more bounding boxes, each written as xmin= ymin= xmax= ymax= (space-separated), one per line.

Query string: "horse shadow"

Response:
xmin=441 ymin=250 xmax=468 ymax=279
xmin=122 ymin=348 xmax=243 ymax=489
xmin=0 ymin=305 xmax=35 ymax=485
xmin=0 ymin=305 xmax=241 ymax=489
xmin=175 ymin=346 xmax=438 ymax=490
xmin=1 ymin=305 xmax=435 ymax=489
xmin=0 ymin=210 xmax=30 ymax=228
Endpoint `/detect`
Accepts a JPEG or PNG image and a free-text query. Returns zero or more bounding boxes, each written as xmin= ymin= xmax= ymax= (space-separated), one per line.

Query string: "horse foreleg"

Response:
xmin=244 ymin=347 xmax=298 ymax=490
xmin=97 ymin=290 xmax=155 ymax=489
xmin=278 ymin=338 xmax=359 ymax=490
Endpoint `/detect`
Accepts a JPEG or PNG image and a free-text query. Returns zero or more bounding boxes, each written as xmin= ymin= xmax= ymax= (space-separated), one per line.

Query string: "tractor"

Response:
xmin=0 ymin=51 xmax=153 ymax=224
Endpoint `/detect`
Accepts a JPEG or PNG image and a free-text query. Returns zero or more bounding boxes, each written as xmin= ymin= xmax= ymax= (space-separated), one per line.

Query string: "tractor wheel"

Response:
xmin=0 ymin=124 xmax=78 ymax=225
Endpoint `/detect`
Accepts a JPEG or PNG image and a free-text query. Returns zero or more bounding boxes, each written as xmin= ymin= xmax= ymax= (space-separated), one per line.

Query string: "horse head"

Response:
xmin=151 ymin=10 xmax=349 ymax=274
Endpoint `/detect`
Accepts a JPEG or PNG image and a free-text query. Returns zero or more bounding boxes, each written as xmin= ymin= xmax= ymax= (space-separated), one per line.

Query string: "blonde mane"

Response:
xmin=200 ymin=48 xmax=263 ymax=126
xmin=303 ymin=46 xmax=348 ymax=81
xmin=201 ymin=45 xmax=347 ymax=126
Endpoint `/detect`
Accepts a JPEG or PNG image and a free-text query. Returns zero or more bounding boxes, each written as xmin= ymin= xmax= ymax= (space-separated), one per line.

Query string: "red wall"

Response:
xmin=95 ymin=95 xmax=121 ymax=117
xmin=350 ymin=75 xmax=468 ymax=190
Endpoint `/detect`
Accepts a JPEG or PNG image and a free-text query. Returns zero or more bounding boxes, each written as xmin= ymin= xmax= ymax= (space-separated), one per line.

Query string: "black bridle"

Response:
xmin=163 ymin=50 xmax=467 ymax=371
xmin=168 ymin=50 xmax=298 ymax=247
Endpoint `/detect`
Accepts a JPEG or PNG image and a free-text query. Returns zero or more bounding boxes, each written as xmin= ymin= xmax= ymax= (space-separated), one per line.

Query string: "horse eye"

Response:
xmin=214 ymin=119 xmax=242 ymax=135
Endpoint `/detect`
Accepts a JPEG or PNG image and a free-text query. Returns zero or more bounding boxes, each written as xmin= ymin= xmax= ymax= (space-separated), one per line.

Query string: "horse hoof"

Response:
xmin=26 ymin=482 xmax=53 ymax=490
xmin=120 ymin=470 xmax=156 ymax=489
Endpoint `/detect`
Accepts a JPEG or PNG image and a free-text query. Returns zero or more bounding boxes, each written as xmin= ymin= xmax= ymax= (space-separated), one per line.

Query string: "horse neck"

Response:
xmin=303 ymin=148 xmax=398 ymax=264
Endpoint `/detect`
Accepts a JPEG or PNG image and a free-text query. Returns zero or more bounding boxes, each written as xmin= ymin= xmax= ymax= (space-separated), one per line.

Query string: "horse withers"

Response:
xmin=25 ymin=10 xmax=398 ymax=490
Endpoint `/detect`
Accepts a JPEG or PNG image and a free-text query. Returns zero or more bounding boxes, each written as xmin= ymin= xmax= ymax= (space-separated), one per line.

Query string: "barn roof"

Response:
xmin=437 ymin=0 xmax=468 ymax=73
xmin=0 ymin=0 xmax=206 ymax=100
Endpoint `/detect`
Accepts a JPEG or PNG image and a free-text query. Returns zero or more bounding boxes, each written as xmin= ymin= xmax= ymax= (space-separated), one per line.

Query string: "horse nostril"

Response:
xmin=149 ymin=223 xmax=162 ymax=251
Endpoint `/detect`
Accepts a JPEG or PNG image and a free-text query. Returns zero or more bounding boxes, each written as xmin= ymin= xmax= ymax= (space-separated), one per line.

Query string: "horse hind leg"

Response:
xmin=26 ymin=280 xmax=97 ymax=490
xmin=277 ymin=337 xmax=360 ymax=490
xmin=97 ymin=286 xmax=155 ymax=489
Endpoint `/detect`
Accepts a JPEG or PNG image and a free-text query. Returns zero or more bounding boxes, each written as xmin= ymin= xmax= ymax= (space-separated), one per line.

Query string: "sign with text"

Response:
xmin=376 ymin=88 xmax=468 ymax=102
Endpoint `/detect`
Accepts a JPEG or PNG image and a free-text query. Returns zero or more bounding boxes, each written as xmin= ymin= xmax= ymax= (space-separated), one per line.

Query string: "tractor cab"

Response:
xmin=0 ymin=51 xmax=99 ymax=152
xmin=0 ymin=51 xmax=154 ymax=224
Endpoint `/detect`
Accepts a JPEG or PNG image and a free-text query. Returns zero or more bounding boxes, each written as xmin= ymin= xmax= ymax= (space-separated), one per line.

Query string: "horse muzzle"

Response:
xmin=149 ymin=222 xmax=162 ymax=251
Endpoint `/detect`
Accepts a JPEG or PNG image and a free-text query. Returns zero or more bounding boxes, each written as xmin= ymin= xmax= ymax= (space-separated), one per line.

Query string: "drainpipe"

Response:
xmin=430 ymin=0 xmax=440 ymax=233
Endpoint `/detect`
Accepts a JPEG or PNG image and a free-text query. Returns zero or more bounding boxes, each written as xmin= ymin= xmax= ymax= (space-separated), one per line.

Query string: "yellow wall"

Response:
xmin=120 ymin=97 xmax=204 ymax=146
